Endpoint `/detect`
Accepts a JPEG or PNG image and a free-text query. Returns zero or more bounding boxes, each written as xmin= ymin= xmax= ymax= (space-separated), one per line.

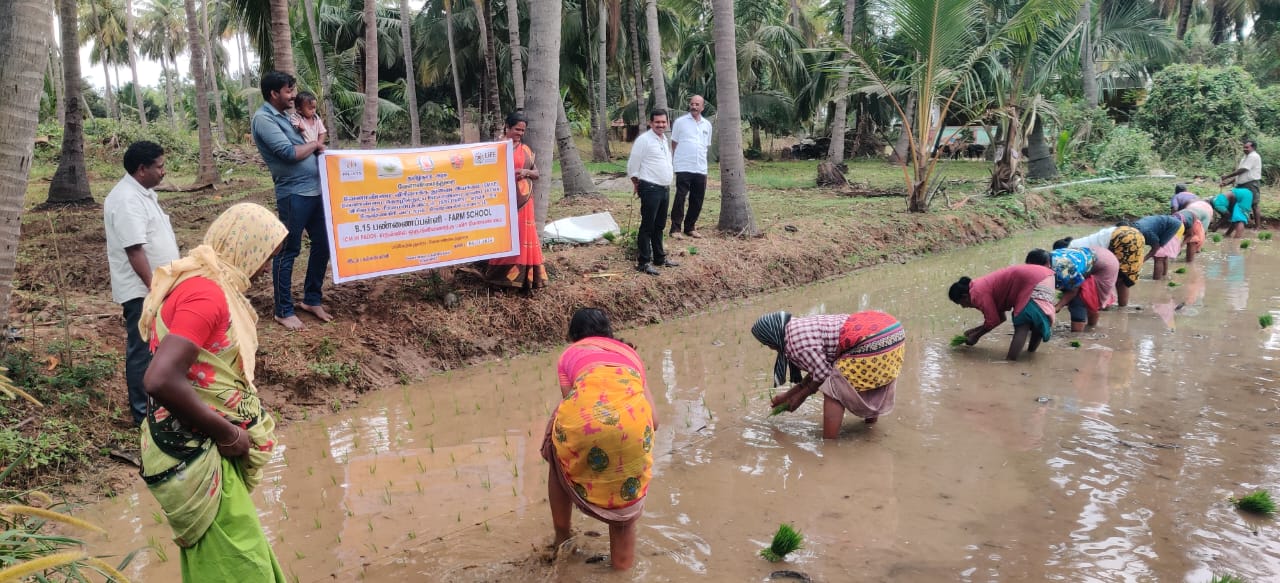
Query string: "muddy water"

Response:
xmin=82 ymin=230 xmax=1280 ymax=582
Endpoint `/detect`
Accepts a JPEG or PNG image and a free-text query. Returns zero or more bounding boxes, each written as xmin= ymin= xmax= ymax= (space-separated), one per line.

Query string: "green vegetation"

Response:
xmin=760 ymin=523 xmax=803 ymax=562
xmin=1168 ymin=281 xmax=1179 ymax=287
xmin=1070 ymin=340 xmax=1082 ymax=348
xmin=769 ymin=404 xmax=789 ymax=417
xmin=1137 ymin=65 xmax=1259 ymax=167
xmin=1260 ymin=232 xmax=1273 ymax=240
xmin=1213 ymin=234 xmax=1224 ymax=243
xmin=1209 ymin=575 xmax=1247 ymax=583
xmin=1231 ymin=490 xmax=1276 ymax=516
xmin=1095 ymin=127 xmax=1159 ymax=175
xmin=951 ymin=335 xmax=969 ymax=347
xmin=1261 ymin=314 xmax=1274 ymax=328
xmin=308 ymin=362 xmax=362 ymax=384
xmin=1175 ymin=267 xmax=1187 ymax=274
xmin=1240 ymin=240 xmax=1251 ymax=249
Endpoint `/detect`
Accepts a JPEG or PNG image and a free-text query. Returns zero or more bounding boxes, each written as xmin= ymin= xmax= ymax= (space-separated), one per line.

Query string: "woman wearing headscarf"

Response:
xmin=1069 ymin=224 xmax=1144 ymax=306
xmin=484 ymin=112 xmax=548 ymax=291
xmin=948 ymin=263 xmax=1056 ymax=361
xmin=543 ymin=308 xmax=658 ymax=571
xmin=140 ymin=203 xmax=289 ymax=582
xmin=752 ymin=310 xmax=904 ymax=438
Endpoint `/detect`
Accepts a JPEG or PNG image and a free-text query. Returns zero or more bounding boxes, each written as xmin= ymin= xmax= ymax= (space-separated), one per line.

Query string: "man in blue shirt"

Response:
xmin=252 ymin=70 xmax=332 ymax=330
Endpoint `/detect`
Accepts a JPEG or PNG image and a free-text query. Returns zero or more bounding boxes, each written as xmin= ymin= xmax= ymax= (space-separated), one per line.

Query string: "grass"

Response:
xmin=1261 ymin=314 xmax=1274 ymax=328
xmin=760 ymin=523 xmax=803 ymax=562
xmin=1231 ymin=490 xmax=1276 ymax=516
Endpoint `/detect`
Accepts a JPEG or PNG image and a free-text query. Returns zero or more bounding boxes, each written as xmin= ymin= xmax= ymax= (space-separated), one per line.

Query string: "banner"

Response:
xmin=318 ymin=141 xmax=519 ymax=283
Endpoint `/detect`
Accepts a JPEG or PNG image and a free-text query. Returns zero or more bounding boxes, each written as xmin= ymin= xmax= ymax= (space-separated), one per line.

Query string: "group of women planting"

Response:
xmin=544 ymin=184 xmax=1256 ymax=570
xmin=949 ymin=184 xmax=1250 ymax=361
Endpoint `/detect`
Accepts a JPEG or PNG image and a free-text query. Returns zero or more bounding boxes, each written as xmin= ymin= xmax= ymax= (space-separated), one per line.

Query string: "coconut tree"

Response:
xmin=184 ymin=0 xmax=219 ymax=188
xmin=444 ymin=0 xmax=468 ymax=132
xmin=643 ymin=0 xmax=667 ymax=111
xmin=302 ymin=0 xmax=339 ymax=138
xmin=124 ymin=0 xmax=147 ymax=125
xmin=711 ymin=0 xmax=756 ymax=235
xmin=474 ymin=0 xmax=502 ymax=138
xmin=399 ymin=0 xmax=421 ymax=145
xmin=827 ymin=0 xmax=1076 ymax=211
xmin=557 ymin=100 xmax=599 ymax=197
xmin=46 ymin=0 xmax=93 ymax=205
xmin=590 ymin=0 xmax=610 ymax=160
xmin=0 ymin=0 xmax=49 ymax=327
xmin=360 ymin=0 xmax=379 ymax=146
xmin=524 ymin=0 xmax=561 ymax=227
xmin=82 ymin=0 xmax=126 ymax=120
xmin=627 ymin=0 xmax=647 ymax=130
xmin=139 ymin=0 xmax=187 ymax=128
xmin=827 ymin=0 xmax=856 ymax=164
xmin=270 ymin=0 xmax=294 ymax=75
xmin=507 ymin=0 xmax=526 ymax=109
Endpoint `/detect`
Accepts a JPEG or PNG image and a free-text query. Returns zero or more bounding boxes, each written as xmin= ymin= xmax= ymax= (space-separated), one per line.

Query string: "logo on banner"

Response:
xmin=473 ymin=148 xmax=498 ymax=166
xmin=339 ymin=158 xmax=364 ymax=182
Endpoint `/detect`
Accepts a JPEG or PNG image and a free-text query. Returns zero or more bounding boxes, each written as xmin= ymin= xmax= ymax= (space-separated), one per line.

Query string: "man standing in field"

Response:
xmin=104 ymin=140 xmax=180 ymax=425
xmin=669 ymin=95 xmax=714 ymax=240
xmin=1219 ymin=139 xmax=1262 ymax=227
xmin=628 ymin=109 xmax=679 ymax=276
xmin=252 ymin=70 xmax=332 ymax=330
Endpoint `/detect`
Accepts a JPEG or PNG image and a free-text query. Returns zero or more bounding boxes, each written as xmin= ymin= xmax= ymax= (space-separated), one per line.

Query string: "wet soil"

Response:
xmin=80 ymin=230 xmax=1280 ymax=582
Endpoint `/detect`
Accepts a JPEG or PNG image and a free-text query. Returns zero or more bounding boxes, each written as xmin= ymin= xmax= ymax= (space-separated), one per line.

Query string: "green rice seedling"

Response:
xmin=759 ymin=523 xmax=804 ymax=562
xmin=1168 ymin=281 xmax=1179 ymax=287
xmin=1231 ymin=490 xmax=1276 ymax=516
xmin=1175 ymin=267 xmax=1187 ymax=274
xmin=688 ymin=246 xmax=699 ymax=255
xmin=314 ymin=517 xmax=322 ymax=530
xmin=770 ymin=403 xmax=789 ymax=416
xmin=1212 ymin=233 xmax=1223 ymax=243
xmin=1260 ymin=232 xmax=1273 ymax=240
xmin=1261 ymin=314 xmax=1274 ymax=328
xmin=294 ymin=551 xmax=306 ymax=560
xmin=1210 ymin=575 xmax=1247 ymax=583
xmin=1240 ymin=240 xmax=1251 ymax=249
xmin=951 ymin=334 xmax=968 ymax=347
xmin=1070 ymin=340 xmax=1081 ymax=348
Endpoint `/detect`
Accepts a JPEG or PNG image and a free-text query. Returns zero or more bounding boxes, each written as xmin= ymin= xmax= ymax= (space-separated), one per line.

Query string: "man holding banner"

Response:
xmin=628 ymin=109 xmax=680 ymax=276
xmin=252 ymin=70 xmax=333 ymax=330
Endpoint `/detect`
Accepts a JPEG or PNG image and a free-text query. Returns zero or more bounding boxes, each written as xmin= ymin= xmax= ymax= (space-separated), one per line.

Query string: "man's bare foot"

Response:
xmin=298 ymin=304 xmax=334 ymax=322
xmin=275 ymin=314 xmax=306 ymax=330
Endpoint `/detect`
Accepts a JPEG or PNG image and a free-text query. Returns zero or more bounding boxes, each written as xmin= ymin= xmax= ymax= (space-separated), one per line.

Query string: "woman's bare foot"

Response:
xmin=298 ymin=303 xmax=334 ymax=322
xmin=274 ymin=314 xmax=306 ymax=331
xmin=864 ymin=416 xmax=878 ymax=425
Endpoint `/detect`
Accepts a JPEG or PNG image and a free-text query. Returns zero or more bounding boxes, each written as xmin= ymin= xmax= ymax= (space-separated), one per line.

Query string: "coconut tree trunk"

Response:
xmin=590 ymin=0 xmax=610 ymax=161
xmin=827 ymin=0 xmax=855 ymax=164
xmin=400 ymin=0 xmax=420 ymax=145
xmin=444 ymin=0 xmax=468 ymax=134
xmin=627 ymin=0 xmax=646 ymax=131
xmin=269 ymin=0 xmax=294 ymax=75
xmin=89 ymin=0 xmax=118 ymax=120
xmin=47 ymin=0 xmax=93 ymax=205
xmin=1176 ymin=0 xmax=1192 ymax=39
xmin=990 ymin=111 xmax=1025 ymax=195
xmin=237 ymin=31 xmax=249 ymax=89
xmin=889 ymin=92 xmax=914 ymax=165
xmin=49 ymin=2 xmax=65 ymax=126
xmin=524 ymin=0 xmax=561 ymax=228
xmin=475 ymin=0 xmax=501 ymax=138
xmin=643 ymin=0 xmax=666 ymax=112
xmin=304 ymin=0 xmax=339 ymax=142
xmin=162 ymin=53 xmax=177 ymax=129
xmin=1026 ymin=114 xmax=1058 ymax=180
xmin=711 ymin=0 xmax=755 ymax=235
xmin=1079 ymin=0 xmax=1097 ymax=108
xmin=557 ymin=100 xmax=598 ymax=197
xmin=360 ymin=0 xmax=379 ymax=147
xmin=183 ymin=0 xmax=218 ymax=188
xmin=0 ymin=0 xmax=48 ymax=327
xmin=203 ymin=0 xmax=225 ymax=144
xmin=506 ymin=0 xmax=525 ymax=110
xmin=125 ymin=0 xmax=147 ymax=126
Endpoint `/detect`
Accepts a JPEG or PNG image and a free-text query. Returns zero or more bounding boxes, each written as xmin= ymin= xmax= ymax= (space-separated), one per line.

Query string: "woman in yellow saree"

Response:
xmin=139 ymin=203 xmax=289 ymax=582
xmin=542 ymin=308 xmax=659 ymax=570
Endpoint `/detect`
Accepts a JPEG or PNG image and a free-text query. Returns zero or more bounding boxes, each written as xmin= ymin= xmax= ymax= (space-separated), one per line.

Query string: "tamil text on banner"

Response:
xmin=318 ymin=142 xmax=518 ymax=283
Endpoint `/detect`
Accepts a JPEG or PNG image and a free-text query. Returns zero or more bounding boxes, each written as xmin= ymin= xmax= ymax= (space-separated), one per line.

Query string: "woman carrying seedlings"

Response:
xmin=948 ymin=263 xmax=1056 ymax=361
xmin=543 ymin=308 xmax=658 ymax=571
xmin=1173 ymin=206 xmax=1206 ymax=263
xmin=139 ymin=203 xmax=289 ymax=582
xmin=1069 ymin=225 xmax=1144 ymax=306
xmin=1132 ymin=214 xmax=1185 ymax=280
xmin=751 ymin=310 xmax=904 ymax=437
xmin=484 ymin=112 xmax=547 ymax=291
xmin=1043 ymin=243 xmax=1119 ymax=332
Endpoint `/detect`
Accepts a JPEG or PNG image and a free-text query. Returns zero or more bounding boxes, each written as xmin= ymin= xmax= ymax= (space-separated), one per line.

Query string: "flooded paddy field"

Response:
xmin=83 ymin=229 xmax=1280 ymax=582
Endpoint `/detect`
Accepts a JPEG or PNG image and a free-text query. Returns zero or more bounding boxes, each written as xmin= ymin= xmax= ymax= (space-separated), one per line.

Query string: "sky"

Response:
xmin=78 ymin=38 xmax=257 ymax=93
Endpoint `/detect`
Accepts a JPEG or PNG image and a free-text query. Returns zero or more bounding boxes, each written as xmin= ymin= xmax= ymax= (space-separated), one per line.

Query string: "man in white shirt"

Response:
xmin=1220 ymin=139 xmax=1262 ymax=226
xmin=627 ymin=109 xmax=680 ymax=275
xmin=103 ymin=141 xmax=181 ymax=425
xmin=669 ymin=95 xmax=714 ymax=240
